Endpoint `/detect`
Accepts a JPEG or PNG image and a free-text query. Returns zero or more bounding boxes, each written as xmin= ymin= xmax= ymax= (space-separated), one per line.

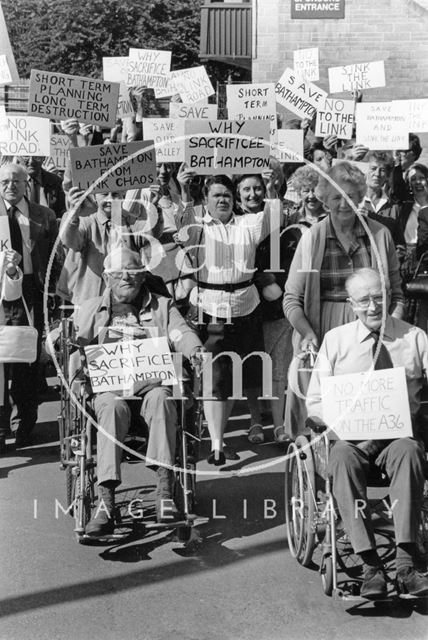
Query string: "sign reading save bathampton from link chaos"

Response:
xmin=84 ymin=337 xmax=178 ymax=394
xmin=127 ymin=48 xmax=171 ymax=91
xmin=184 ymin=120 xmax=270 ymax=174
xmin=275 ymin=68 xmax=327 ymax=119
xmin=70 ymin=141 xmax=156 ymax=193
xmin=321 ymin=367 xmax=412 ymax=440
xmin=0 ymin=115 xmax=50 ymax=155
xmin=27 ymin=69 xmax=120 ymax=128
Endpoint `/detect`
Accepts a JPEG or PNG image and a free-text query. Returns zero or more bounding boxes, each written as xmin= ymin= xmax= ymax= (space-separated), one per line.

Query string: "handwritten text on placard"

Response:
xmin=328 ymin=61 xmax=385 ymax=94
xmin=315 ymin=98 xmax=355 ymax=139
xmin=275 ymin=68 xmax=327 ymax=119
xmin=0 ymin=116 xmax=50 ymax=155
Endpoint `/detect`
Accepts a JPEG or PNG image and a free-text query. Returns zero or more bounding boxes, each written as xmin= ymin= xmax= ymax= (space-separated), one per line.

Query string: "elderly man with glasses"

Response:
xmin=73 ymin=247 xmax=203 ymax=536
xmin=306 ymin=267 xmax=428 ymax=599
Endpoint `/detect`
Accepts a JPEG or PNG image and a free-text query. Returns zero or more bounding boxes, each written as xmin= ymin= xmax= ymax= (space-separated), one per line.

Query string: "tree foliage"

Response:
xmin=2 ymin=0 xmax=202 ymax=78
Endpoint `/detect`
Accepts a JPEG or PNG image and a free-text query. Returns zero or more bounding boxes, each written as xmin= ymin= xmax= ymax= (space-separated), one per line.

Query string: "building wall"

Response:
xmin=253 ymin=0 xmax=428 ymax=104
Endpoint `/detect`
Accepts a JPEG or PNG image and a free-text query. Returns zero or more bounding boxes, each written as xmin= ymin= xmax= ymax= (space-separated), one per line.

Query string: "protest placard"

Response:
xmin=0 ymin=105 xmax=5 ymax=118
xmin=272 ymin=129 xmax=304 ymax=162
xmin=157 ymin=66 xmax=215 ymax=104
xmin=142 ymin=118 xmax=185 ymax=162
xmin=185 ymin=119 xmax=270 ymax=174
xmin=0 ymin=54 xmax=11 ymax=85
xmin=293 ymin=47 xmax=319 ymax=82
xmin=393 ymin=99 xmax=428 ymax=133
xmin=226 ymin=83 xmax=277 ymax=142
xmin=49 ymin=134 xmax=71 ymax=171
xmin=321 ymin=367 xmax=412 ymax=440
xmin=356 ymin=102 xmax=409 ymax=150
xmin=27 ymin=69 xmax=120 ymax=128
xmin=84 ymin=337 xmax=177 ymax=394
xmin=0 ymin=115 xmax=50 ymax=155
xmin=315 ymin=98 xmax=355 ymax=139
xmin=275 ymin=68 xmax=327 ymax=119
xmin=328 ymin=60 xmax=385 ymax=94
xmin=117 ymin=83 xmax=134 ymax=119
xmin=69 ymin=141 xmax=156 ymax=193
xmin=169 ymin=102 xmax=217 ymax=119
xmin=102 ymin=56 xmax=129 ymax=84
xmin=0 ymin=217 xmax=11 ymax=252
xmin=127 ymin=48 xmax=171 ymax=91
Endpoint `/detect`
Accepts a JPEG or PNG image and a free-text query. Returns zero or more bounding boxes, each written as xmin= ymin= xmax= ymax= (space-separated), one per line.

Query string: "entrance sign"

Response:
xmin=84 ymin=337 xmax=177 ymax=394
xmin=0 ymin=115 xmax=50 ymax=155
xmin=321 ymin=367 xmax=412 ymax=440
xmin=328 ymin=61 xmax=385 ymax=94
xmin=185 ymin=119 xmax=270 ymax=174
xmin=28 ymin=69 xmax=120 ymax=128
xmin=275 ymin=68 xmax=327 ymax=119
xmin=291 ymin=0 xmax=345 ymax=19
xmin=69 ymin=141 xmax=156 ymax=193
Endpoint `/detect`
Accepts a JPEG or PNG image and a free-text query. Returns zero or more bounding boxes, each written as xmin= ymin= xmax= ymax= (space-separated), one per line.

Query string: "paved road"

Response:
xmin=0 ymin=391 xmax=427 ymax=640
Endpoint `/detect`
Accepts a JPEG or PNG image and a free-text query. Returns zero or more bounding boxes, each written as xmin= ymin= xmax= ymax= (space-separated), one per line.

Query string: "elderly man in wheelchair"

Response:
xmin=72 ymin=247 xmax=204 ymax=537
xmin=305 ymin=267 xmax=428 ymax=599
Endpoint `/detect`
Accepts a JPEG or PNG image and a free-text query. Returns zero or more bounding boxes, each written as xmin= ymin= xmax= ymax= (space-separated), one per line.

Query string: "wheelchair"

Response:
xmin=56 ymin=310 xmax=205 ymax=545
xmin=284 ymin=418 xmax=428 ymax=600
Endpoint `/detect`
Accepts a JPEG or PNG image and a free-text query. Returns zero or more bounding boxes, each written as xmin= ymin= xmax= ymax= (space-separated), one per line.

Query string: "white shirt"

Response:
xmin=404 ymin=202 xmax=420 ymax=245
xmin=4 ymin=197 xmax=33 ymax=274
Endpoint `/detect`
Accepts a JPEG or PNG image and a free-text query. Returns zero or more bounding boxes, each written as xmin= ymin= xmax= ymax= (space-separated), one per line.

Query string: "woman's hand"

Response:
xmin=262 ymin=169 xmax=277 ymax=199
xmin=262 ymin=283 xmax=282 ymax=301
xmin=301 ymin=331 xmax=318 ymax=354
xmin=177 ymin=163 xmax=197 ymax=202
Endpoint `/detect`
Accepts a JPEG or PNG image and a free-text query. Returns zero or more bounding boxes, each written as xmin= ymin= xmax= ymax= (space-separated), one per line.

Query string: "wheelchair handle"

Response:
xmin=305 ymin=416 xmax=328 ymax=434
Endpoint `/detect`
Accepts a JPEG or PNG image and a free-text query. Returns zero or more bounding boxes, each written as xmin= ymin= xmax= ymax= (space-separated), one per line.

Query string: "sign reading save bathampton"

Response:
xmin=70 ymin=141 xmax=156 ymax=193
xmin=291 ymin=0 xmax=345 ymax=19
xmin=275 ymin=68 xmax=327 ymax=119
xmin=184 ymin=120 xmax=270 ymax=174
xmin=27 ymin=69 xmax=120 ymax=128
xmin=84 ymin=337 xmax=177 ymax=394
xmin=321 ymin=367 xmax=412 ymax=440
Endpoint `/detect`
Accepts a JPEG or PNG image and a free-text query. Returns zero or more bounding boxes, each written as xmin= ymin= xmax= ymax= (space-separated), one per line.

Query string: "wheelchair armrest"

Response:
xmin=306 ymin=415 xmax=328 ymax=434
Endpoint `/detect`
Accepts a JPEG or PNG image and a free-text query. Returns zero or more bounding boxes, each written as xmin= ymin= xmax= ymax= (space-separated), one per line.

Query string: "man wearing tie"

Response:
xmin=17 ymin=155 xmax=66 ymax=219
xmin=306 ymin=267 xmax=428 ymax=599
xmin=0 ymin=163 xmax=58 ymax=448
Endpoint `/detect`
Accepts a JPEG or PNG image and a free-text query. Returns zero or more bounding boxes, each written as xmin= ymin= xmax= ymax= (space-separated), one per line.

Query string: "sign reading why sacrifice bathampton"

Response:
xmin=355 ymin=102 xmax=409 ymax=150
xmin=328 ymin=61 xmax=385 ymax=94
xmin=275 ymin=68 xmax=327 ymax=119
xmin=127 ymin=48 xmax=171 ymax=91
xmin=315 ymin=98 xmax=355 ymax=139
xmin=84 ymin=337 xmax=177 ymax=394
xmin=185 ymin=119 xmax=270 ymax=174
xmin=27 ymin=69 xmax=120 ymax=128
xmin=0 ymin=115 xmax=50 ymax=155
xmin=291 ymin=0 xmax=345 ymax=19
xmin=321 ymin=367 xmax=412 ymax=440
xmin=70 ymin=141 xmax=156 ymax=193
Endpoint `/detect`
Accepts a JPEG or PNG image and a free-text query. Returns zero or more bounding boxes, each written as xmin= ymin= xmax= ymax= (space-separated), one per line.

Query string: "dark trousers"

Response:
xmin=0 ymin=275 xmax=42 ymax=438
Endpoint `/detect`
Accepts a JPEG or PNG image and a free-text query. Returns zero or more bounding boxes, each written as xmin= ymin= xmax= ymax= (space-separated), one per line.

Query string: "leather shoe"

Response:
xmin=360 ymin=566 xmax=388 ymax=600
xmin=85 ymin=510 xmax=114 ymax=537
xmin=396 ymin=567 xmax=428 ymax=597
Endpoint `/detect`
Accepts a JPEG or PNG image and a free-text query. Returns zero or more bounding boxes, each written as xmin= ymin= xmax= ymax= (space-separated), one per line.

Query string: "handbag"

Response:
xmin=404 ymin=251 xmax=428 ymax=300
xmin=0 ymin=267 xmax=38 ymax=363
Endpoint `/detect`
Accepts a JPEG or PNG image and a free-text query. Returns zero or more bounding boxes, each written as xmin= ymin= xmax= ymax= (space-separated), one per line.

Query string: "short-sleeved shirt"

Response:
xmin=320 ymin=217 xmax=371 ymax=302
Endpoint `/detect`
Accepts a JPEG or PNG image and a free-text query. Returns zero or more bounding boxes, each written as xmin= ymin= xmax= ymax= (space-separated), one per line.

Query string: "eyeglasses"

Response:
xmin=0 ymin=179 xmax=27 ymax=187
xmin=349 ymin=294 xmax=384 ymax=309
xmin=105 ymin=269 xmax=145 ymax=279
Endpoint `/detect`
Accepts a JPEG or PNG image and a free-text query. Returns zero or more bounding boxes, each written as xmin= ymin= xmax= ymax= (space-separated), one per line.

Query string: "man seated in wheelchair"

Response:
xmin=73 ymin=247 xmax=203 ymax=536
xmin=306 ymin=267 xmax=428 ymax=599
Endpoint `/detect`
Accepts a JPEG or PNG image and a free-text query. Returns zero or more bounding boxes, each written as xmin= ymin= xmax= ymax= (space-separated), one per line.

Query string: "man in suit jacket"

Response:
xmin=0 ymin=163 xmax=58 ymax=448
xmin=16 ymin=156 xmax=66 ymax=218
xmin=74 ymin=247 xmax=202 ymax=536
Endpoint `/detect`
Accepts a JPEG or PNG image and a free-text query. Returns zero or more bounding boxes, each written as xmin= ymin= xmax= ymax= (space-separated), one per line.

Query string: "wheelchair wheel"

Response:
xmin=285 ymin=436 xmax=316 ymax=566
xmin=321 ymin=554 xmax=334 ymax=596
xmin=66 ymin=466 xmax=74 ymax=515
xmin=73 ymin=468 xmax=95 ymax=538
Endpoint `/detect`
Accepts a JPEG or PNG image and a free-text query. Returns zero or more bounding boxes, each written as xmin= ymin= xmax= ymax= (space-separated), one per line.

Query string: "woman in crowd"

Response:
xmin=285 ymin=164 xmax=327 ymax=227
xmin=283 ymin=160 xmax=404 ymax=439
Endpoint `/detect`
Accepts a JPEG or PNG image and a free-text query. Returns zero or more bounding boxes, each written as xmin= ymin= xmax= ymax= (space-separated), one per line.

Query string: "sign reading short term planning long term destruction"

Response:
xmin=69 ymin=141 xmax=156 ymax=193
xmin=27 ymin=69 xmax=120 ymax=128
xmin=184 ymin=120 xmax=270 ymax=174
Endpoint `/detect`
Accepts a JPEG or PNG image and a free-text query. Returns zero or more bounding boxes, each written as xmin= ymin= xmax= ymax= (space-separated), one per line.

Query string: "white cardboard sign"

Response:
xmin=272 ymin=129 xmax=304 ymax=162
xmin=328 ymin=61 xmax=386 ymax=94
xmin=0 ymin=218 xmax=11 ymax=251
xmin=157 ymin=66 xmax=215 ymax=104
xmin=169 ymin=102 xmax=217 ymax=119
xmin=356 ymin=102 xmax=409 ymax=150
xmin=275 ymin=68 xmax=327 ymax=119
xmin=117 ymin=83 xmax=134 ymax=119
xmin=315 ymin=98 xmax=355 ymax=139
xmin=127 ymin=48 xmax=171 ymax=91
xmin=143 ymin=118 xmax=185 ymax=162
xmin=0 ymin=54 xmax=12 ymax=85
xmin=226 ymin=83 xmax=277 ymax=142
xmin=102 ymin=56 xmax=129 ymax=84
xmin=49 ymin=133 xmax=72 ymax=170
xmin=0 ymin=115 xmax=50 ymax=156
xmin=393 ymin=99 xmax=428 ymax=134
xmin=293 ymin=47 xmax=319 ymax=82
xmin=321 ymin=367 xmax=412 ymax=441
xmin=84 ymin=337 xmax=177 ymax=393
xmin=185 ymin=119 xmax=270 ymax=174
